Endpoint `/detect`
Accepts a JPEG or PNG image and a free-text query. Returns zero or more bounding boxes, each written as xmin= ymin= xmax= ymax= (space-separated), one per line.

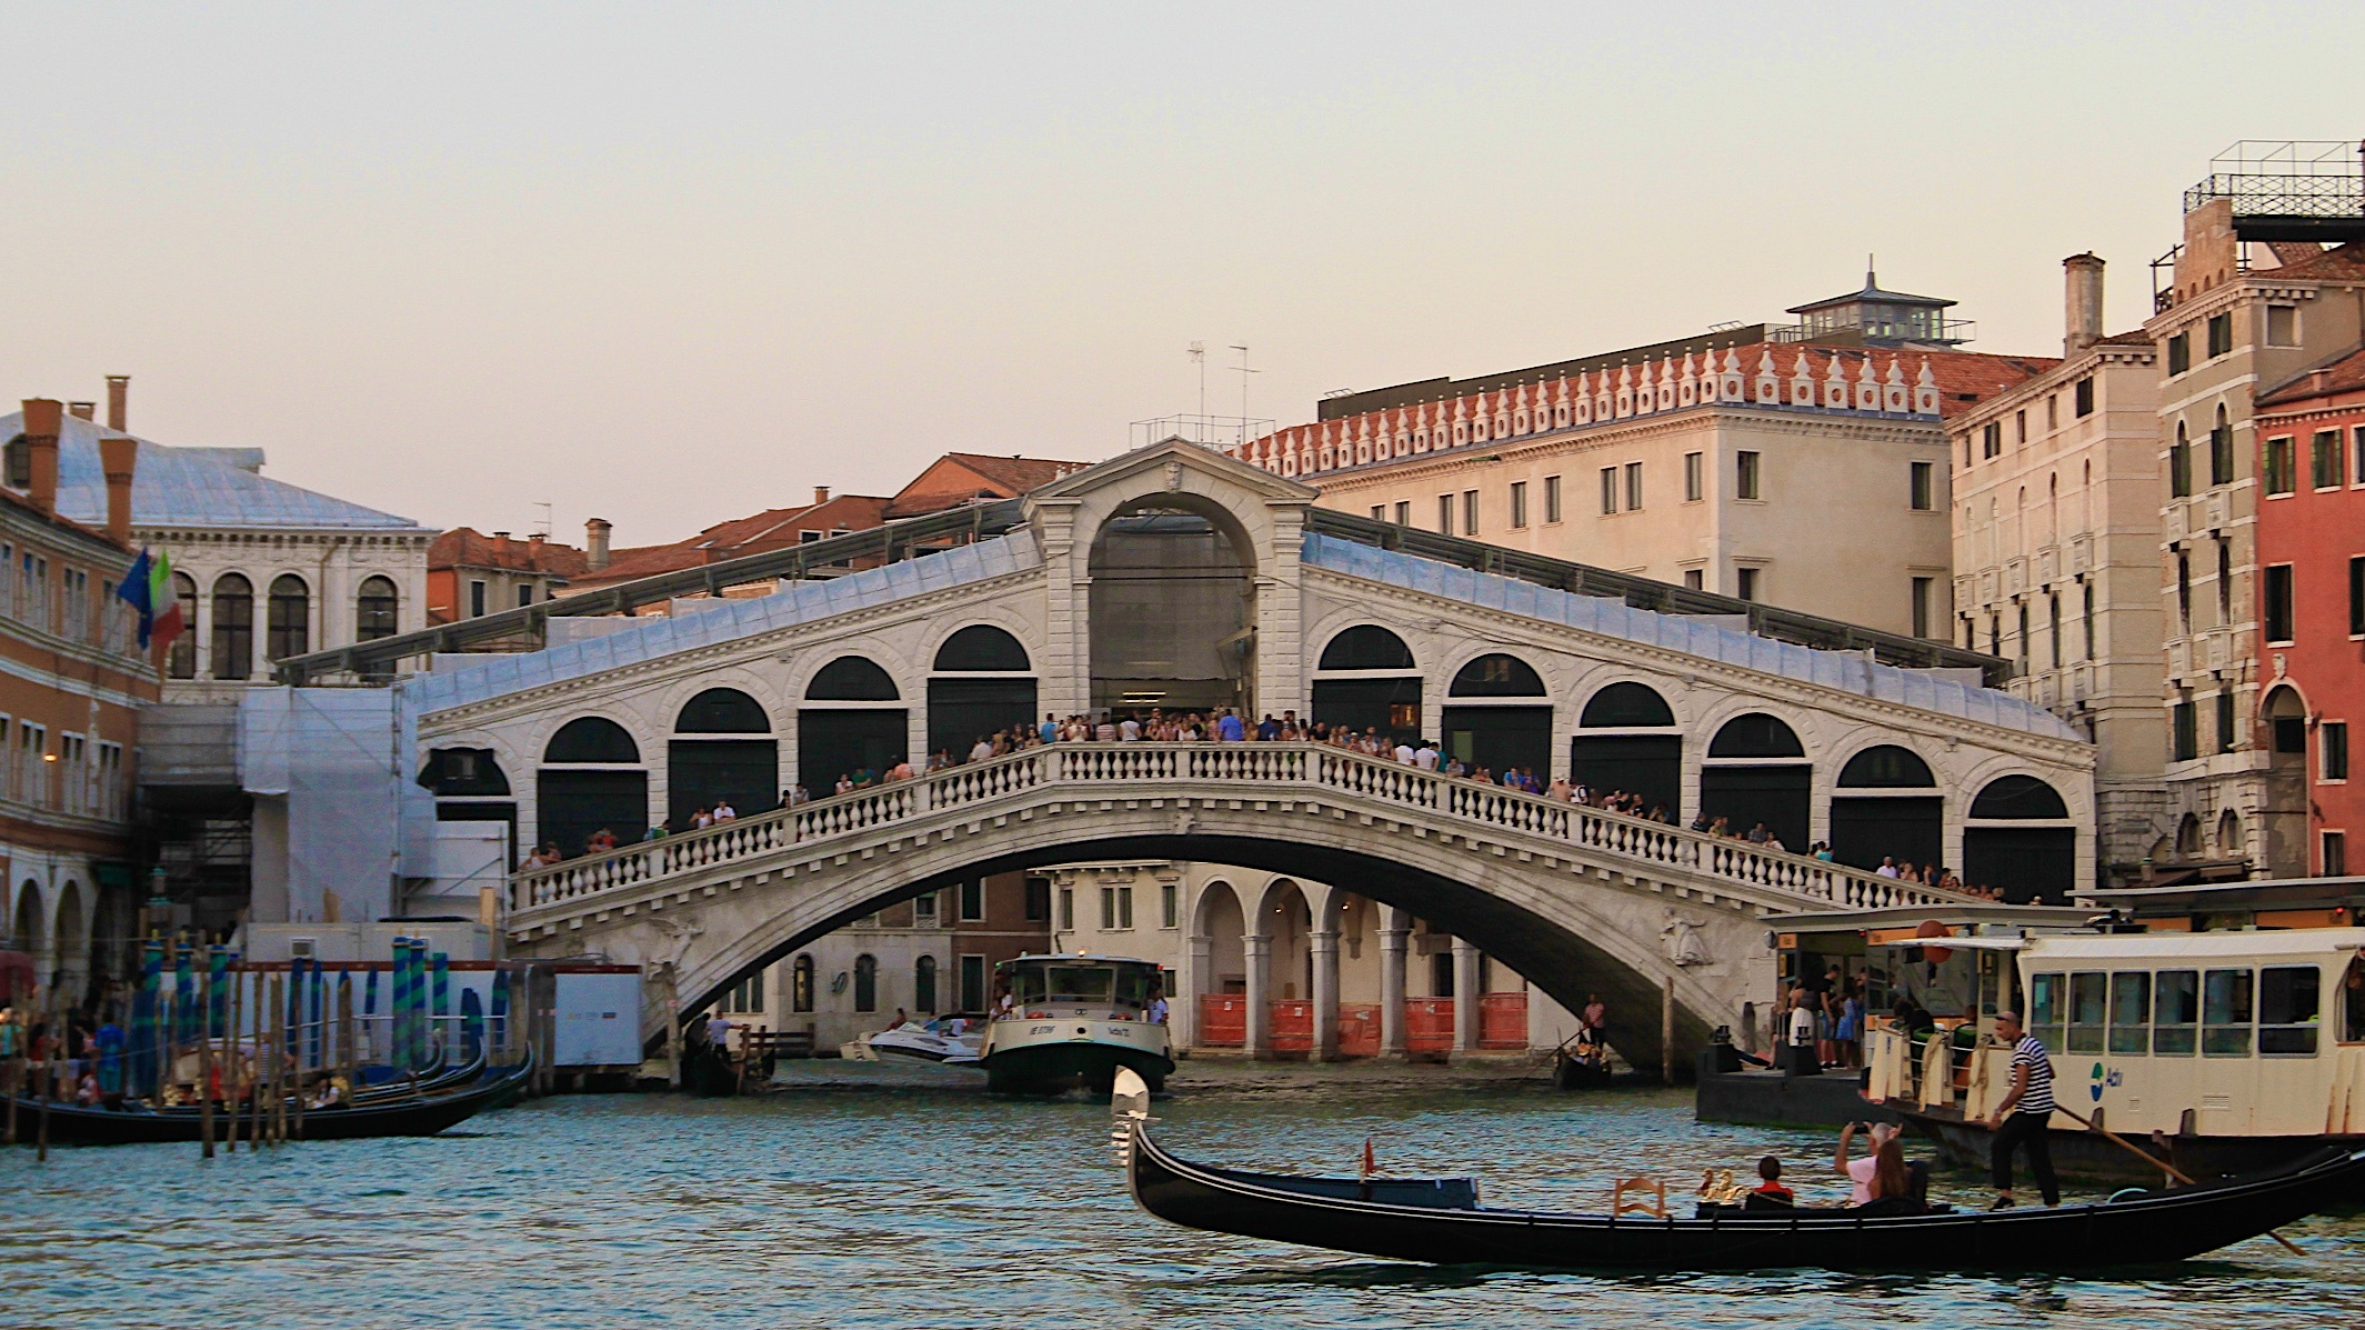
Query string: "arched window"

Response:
xmin=356 ymin=576 xmax=399 ymax=642
xmin=1968 ymin=775 xmax=2069 ymax=819
xmin=791 ymin=955 xmax=815 ymax=1013
xmin=2176 ymin=813 xmax=2203 ymax=857
xmin=1318 ymin=625 xmax=1415 ymax=671
xmin=914 ymin=955 xmax=938 ymax=1013
xmin=1707 ymin=713 xmax=1804 ymax=758
xmin=166 ymin=571 xmax=198 ymax=679
xmin=1579 ymin=682 xmax=1674 ymax=727
xmin=417 ymin=748 xmax=510 ymax=796
xmin=1836 ymin=745 xmax=1936 ymax=787
xmin=266 ymin=574 xmax=309 ymax=660
xmin=1449 ymin=653 xmax=1546 ymax=697
xmin=2217 ymin=808 xmax=2244 ymax=857
xmin=543 ymin=717 xmax=640 ymax=764
xmin=806 ymin=656 xmax=900 ymax=701
xmin=853 ymin=953 xmax=878 ymax=1013
xmin=210 ymin=574 xmax=253 ymax=680
xmin=676 ymin=688 xmax=770 ymax=733
xmin=933 ymin=625 xmax=1030 ymax=672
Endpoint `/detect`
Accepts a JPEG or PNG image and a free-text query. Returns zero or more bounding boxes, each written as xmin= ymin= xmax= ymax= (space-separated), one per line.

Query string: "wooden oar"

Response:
xmin=2050 ymin=1104 xmax=2306 ymax=1257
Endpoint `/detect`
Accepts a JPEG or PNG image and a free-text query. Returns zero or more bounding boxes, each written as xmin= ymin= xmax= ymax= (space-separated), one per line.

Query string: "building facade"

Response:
xmin=429 ymin=528 xmax=588 ymax=623
xmin=2251 ymin=347 xmax=2365 ymax=877
xmin=2146 ymin=208 xmax=2365 ymax=878
xmin=1950 ymin=255 xmax=2165 ymax=877
xmin=0 ymin=400 xmax=160 ymax=1004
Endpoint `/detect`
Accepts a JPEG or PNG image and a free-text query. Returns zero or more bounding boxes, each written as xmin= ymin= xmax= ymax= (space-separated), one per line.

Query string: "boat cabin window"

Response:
xmin=2067 ymin=972 xmax=2107 ymax=1054
xmin=2108 ymin=972 xmax=2149 ymax=1055
xmin=2203 ymin=968 xmax=2254 ymax=1057
xmin=2258 ymin=965 xmax=2321 ymax=1056
xmin=2346 ymin=956 xmax=2365 ymax=1043
xmin=2029 ymin=972 xmax=2065 ymax=1053
xmin=1003 ymin=960 xmax=1157 ymax=1011
xmin=2154 ymin=970 xmax=2198 ymax=1056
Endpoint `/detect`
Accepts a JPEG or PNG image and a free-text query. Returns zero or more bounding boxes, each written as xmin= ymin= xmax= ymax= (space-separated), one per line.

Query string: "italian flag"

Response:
xmin=115 ymin=549 xmax=185 ymax=653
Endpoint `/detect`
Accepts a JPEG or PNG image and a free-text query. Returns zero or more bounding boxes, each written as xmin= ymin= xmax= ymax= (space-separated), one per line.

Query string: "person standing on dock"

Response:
xmin=1984 ymin=1011 xmax=2060 ymax=1209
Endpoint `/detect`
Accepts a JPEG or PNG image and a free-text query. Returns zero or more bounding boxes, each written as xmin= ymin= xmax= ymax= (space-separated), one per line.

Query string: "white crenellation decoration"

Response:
xmin=1790 ymin=351 xmax=1816 ymax=407
xmin=1654 ymin=356 xmax=1675 ymax=412
xmin=1882 ymin=357 xmax=1908 ymax=414
xmin=1821 ymin=355 xmax=1849 ymax=410
xmin=1394 ymin=407 xmax=1410 ymax=458
xmin=1451 ymin=396 xmax=1469 ymax=447
xmin=1512 ymin=382 xmax=1530 ymax=436
xmin=1556 ymin=375 xmax=1575 ymax=428
xmin=1575 ymin=371 xmax=1594 ymax=425
xmin=1319 ymin=421 xmax=1335 ymax=472
xmin=1613 ymin=363 xmax=1633 ymax=419
xmin=1913 ymin=360 xmax=1940 ymax=416
xmin=1757 ymin=350 xmax=1781 ymax=404
xmin=1721 ymin=347 xmax=1746 ymax=403
xmin=1677 ymin=352 xmax=1698 ymax=408
xmin=1413 ymin=401 xmax=1430 ymax=454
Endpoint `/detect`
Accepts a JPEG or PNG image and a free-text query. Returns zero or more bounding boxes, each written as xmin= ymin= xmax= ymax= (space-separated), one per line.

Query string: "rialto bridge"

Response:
xmin=382 ymin=439 xmax=2091 ymax=1068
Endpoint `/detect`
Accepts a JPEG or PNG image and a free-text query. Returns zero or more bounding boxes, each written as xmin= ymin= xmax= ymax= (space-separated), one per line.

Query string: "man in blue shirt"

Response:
xmin=1040 ymin=714 xmax=1059 ymax=745
xmin=1217 ymin=710 xmax=1245 ymax=742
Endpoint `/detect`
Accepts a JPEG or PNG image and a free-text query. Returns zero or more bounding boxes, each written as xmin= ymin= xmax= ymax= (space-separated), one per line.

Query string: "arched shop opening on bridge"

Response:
xmin=1570 ymin=682 xmax=1681 ymax=816
xmin=1697 ymin=713 xmax=1809 ymax=849
xmin=538 ymin=717 xmax=645 ymax=856
xmin=927 ymin=625 xmax=1037 ymax=758
xmin=670 ymin=687 xmax=778 ymax=825
xmin=799 ymin=656 xmax=906 ymax=790
xmin=1441 ymin=653 xmax=1550 ymax=779
xmin=1962 ymin=775 xmax=2076 ymax=903
xmin=1089 ymin=500 xmax=1255 ymax=716
xmin=1828 ymin=745 xmax=1942 ymax=872
xmin=1311 ymin=625 xmax=1422 ymax=743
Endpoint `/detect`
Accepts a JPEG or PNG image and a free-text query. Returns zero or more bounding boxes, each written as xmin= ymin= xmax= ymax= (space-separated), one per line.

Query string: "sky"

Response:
xmin=1 ymin=3 xmax=2359 ymax=548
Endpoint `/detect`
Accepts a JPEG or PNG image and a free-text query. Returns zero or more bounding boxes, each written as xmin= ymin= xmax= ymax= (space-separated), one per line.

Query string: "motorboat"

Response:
xmin=1107 ymin=1068 xmax=2365 ymax=1272
xmin=865 ymin=1016 xmax=984 ymax=1065
xmin=978 ymin=954 xmax=1174 ymax=1094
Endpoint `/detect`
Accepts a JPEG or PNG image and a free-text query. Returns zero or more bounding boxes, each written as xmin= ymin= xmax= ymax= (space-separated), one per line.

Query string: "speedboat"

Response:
xmin=978 ymin=953 xmax=1174 ymax=1094
xmin=865 ymin=1016 xmax=983 ymax=1065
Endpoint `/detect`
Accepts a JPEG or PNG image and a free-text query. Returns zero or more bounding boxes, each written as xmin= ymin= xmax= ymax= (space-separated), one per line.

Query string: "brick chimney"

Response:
xmin=98 ymin=435 xmax=137 ymax=546
xmin=20 ymin=399 xmax=60 ymax=513
xmin=105 ymin=375 xmax=129 ymax=432
xmin=493 ymin=531 xmax=513 ymax=565
xmin=66 ymin=401 xmax=96 ymax=421
xmin=585 ymin=518 xmax=611 ymax=571
xmin=813 ymin=486 xmax=830 ymax=506
xmin=2063 ymin=252 xmax=2105 ymax=355
xmin=526 ymin=532 xmax=546 ymax=567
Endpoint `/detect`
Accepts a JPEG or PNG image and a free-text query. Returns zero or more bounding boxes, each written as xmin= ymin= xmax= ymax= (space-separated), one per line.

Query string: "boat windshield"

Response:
xmin=1004 ymin=959 xmax=1163 ymax=1011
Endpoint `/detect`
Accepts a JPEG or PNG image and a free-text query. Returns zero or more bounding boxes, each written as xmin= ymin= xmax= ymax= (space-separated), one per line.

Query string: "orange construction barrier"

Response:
xmin=1198 ymin=995 xmax=1246 ymax=1047
xmin=1267 ymin=1000 xmax=1313 ymax=1052
xmin=1336 ymin=1003 xmax=1382 ymax=1057
xmin=1479 ymin=992 xmax=1529 ymax=1049
xmin=1405 ymin=998 xmax=1455 ymax=1053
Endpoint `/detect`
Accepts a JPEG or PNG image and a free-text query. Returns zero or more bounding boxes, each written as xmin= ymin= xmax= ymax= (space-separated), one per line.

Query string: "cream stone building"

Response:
xmin=1951 ymin=254 xmax=2165 ymax=877
xmin=1228 ymin=276 xmax=2058 ymax=639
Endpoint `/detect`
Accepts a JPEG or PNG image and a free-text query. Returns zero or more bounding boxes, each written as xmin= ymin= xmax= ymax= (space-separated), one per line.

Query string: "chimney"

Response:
xmin=585 ymin=518 xmax=611 ymax=571
xmin=66 ymin=401 xmax=96 ymax=421
xmin=2063 ymin=252 xmax=2105 ymax=355
xmin=813 ymin=485 xmax=830 ymax=506
xmin=105 ymin=376 xmax=129 ymax=433
xmin=98 ymin=435 xmax=137 ymax=546
xmin=493 ymin=531 xmax=513 ymax=564
xmin=21 ymin=399 xmax=60 ymax=513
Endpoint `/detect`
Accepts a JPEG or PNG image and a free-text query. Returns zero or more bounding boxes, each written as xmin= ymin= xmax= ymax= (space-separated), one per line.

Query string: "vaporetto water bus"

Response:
xmin=978 ymin=954 xmax=1175 ymax=1095
xmin=1869 ymin=926 xmax=2365 ymax=1182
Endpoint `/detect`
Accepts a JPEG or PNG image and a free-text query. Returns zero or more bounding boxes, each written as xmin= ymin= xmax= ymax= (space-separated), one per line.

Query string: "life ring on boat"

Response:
xmin=1915 ymin=918 xmax=1952 ymax=964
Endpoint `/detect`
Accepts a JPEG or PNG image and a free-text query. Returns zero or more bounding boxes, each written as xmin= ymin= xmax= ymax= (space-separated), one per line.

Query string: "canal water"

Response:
xmin=6 ymin=1064 xmax=2363 ymax=1329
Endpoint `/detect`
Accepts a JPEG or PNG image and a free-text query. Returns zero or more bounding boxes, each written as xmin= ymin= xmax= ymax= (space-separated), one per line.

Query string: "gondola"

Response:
xmin=3 ymin=1048 xmax=533 ymax=1148
xmin=1112 ymin=1078 xmax=2365 ymax=1271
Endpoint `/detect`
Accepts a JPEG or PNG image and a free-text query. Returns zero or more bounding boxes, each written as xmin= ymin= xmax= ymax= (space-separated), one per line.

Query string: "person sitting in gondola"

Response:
xmin=1833 ymin=1120 xmax=1897 ymax=1205
xmin=1746 ymin=1155 xmax=1794 ymax=1209
xmin=1852 ymin=1135 xmax=1926 ymax=1215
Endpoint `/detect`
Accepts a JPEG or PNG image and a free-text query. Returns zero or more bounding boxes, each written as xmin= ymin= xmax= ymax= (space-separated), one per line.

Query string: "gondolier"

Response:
xmin=1984 ymin=1010 xmax=2059 ymax=1209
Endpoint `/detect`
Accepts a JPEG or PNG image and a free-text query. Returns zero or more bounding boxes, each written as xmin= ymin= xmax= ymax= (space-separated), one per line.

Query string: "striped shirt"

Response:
xmin=2010 ymin=1034 xmax=2055 ymax=1116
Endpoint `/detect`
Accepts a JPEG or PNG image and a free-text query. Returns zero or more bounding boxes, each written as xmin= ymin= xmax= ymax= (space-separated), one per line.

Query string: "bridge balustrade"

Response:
xmin=511 ymin=742 xmax=1970 ymax=916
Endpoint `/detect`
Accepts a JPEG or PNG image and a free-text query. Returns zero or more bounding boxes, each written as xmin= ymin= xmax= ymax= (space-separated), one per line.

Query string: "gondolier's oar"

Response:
xmin=2051 ymin=1104 xmax=2306 ymax=1258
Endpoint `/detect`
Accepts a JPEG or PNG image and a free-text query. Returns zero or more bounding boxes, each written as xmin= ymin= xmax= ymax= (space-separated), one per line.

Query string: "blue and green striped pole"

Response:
xmin=429 ymin=952 xmax=449 ymax=1067
xmin=388 ymin=937 xmax=411 ymax=1073
xmin=130 ymin=940 xmax=161 ymax=1099
xmin=490 ymin=969 xmax=510 ymax=1062
xmin=363 ymin=966 xmax=381 ymax=1073
xmin=206 ymin=948 xmax=230 ymax=1039
xmin=172 ymin=945 xmax=196 ymax=1048
xmin=408 ymin=939 xmax=429 ymax=1070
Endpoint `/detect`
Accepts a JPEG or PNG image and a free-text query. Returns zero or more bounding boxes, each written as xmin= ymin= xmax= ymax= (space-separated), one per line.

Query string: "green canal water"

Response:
xmin=5 ymin=1065 xmax=2364 ymax=1329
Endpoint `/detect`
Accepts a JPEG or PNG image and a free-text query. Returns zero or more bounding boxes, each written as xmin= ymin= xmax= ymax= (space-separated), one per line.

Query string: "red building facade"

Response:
xmin=2253 ymin=349 xmax=2365 ymax=876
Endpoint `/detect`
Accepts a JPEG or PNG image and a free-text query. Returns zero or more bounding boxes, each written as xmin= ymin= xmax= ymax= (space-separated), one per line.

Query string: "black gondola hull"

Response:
xmin=1124 ymin=1123 xmax=2365 ymax=1272
xmin=5 ymin=1056 xmax=530 ymax=1147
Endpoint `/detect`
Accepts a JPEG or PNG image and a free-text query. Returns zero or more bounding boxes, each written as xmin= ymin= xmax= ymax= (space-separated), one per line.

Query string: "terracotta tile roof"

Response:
xmin=884 ymin=452 xmax=1091 ymax=518
xmin=430 ymin=527 xmax=589 ymax=577
xmin=2254 ymin=240 xmax=2365 ymax=284
xmin=564 ymin=494 xmax=892 ymax=590
xmin=2096 ymin=329 xmax=2155 ymax=346
xmin=2257 ymin=344 xmax=2365 ymax=408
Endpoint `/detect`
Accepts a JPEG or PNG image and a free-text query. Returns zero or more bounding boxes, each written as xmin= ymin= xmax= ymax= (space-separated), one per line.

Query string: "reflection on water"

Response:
xmin=4 ymin=1076 xmax=2362 ymax=1329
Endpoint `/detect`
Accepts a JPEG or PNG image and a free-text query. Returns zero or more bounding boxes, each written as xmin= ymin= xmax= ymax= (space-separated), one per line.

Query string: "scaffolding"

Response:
xmin=2183 ymin=139 xmax=2365 ymax=239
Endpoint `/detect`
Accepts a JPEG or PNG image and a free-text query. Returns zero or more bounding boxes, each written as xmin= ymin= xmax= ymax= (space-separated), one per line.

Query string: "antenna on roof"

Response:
xmin=1866 ymin=253 xmax=1877 ymax=288
xmin=1230 ymin=345 xmax=1258 ymax=450
xmin=533 ymin=501 xmax=553 ymax=539
xmin=1188 ymin=342 xmax=1207 ymax=434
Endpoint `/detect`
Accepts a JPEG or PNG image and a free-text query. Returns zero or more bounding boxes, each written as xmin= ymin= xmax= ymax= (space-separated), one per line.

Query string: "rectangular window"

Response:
xmin=2265 ymin=436 xmax=2294 ymax=495
xmin=2015 ymin=409 xmax=2027 ymax=444
xmin=1622 ymin=461 xmax=1642 ymax=511
xmin=1438 ymin=495 xmax=1453 ymax=534
xmin=2203 ymin=967 xmax=2253 ymax=1056
xmin=2074 ymin=377 xmax=2094 ymax=418
xmin=1911 ymin=576 xmax=1932 ymax=639
xmin=468 ymin=580 xmax=487 ymax=618
xmin=2153 ymin=970 xmax=2198 ymax=1056
xmin=2263 ymin=563 xmax=2294 ymax=643
xmin=2266 ymin=304 xmax=2298 ymax=347
xmin=2217 ymin=685 xmax=2238 ymax=754
xmin=2173 ymin=697 xmax=2198 ymax=762
xmin=18 ymin=723 xmax=43 ymax=807
xmin=2326 ymin=831 xmax=2349 ymax=878
xmin=1369 ymin=504 xmax=1386 ymax=521
xmin=2047 ymin=394 xmax=2059 ymax=430
xmin=1683 ymin=569 xmax=1703 ymax=591
xmin=1735 ymin=567 xmax=1759 ymax=602
xmin=2353 ymin=557 xmax=2365 ymax=636
xmin=1099 ymin=886 xmax=1117 ymax=930
xmin=1981 ymin=422 xmax=2001 ymax=459
xmin=1683 ymin=452 xmax=1703 ymax=502
xmin=2108 ymin=971 xmax=2150 ymax=1056
xmin=2217 ymin=541 xmax=2232 ymax=625
xmin=2324 ymin=721 xmax=2349 ymax=781
xmin=1909 ymin=460 xmax=1933 ymax=511
xmin=959 ymin=878 xmax=985 ymax=922
xmin=2206 ymin=311 xmax=2232 ymax=358
xmin=1393 ymin=501 xmax=1410 ymax=526
xmin=1542 ymin=476 xmax=1561 ymax=523
xmin=1599 ymin=467 xmax=1617 ymax=515
xmin=1508 ymin=481 xmax=1527 ymax=529
xmin=2357 ymin=426 xmax=2365 ymax=485
xmin=1116 ymin=886 xmax=1133 ymax=930
xmin=1023 ymin=876 xmax=1050 ymax=922
xmin=2029 ymin=972 xmax=2065 ymax=1053
xmin=1057 ymin=886 xmax=1074 ymax=932
xmin=2167 ymin=331 xmax=2190 ymax=375
xmin=2066 ymin=971 xmax=2106 ymax=1053
xmin=516 ymin=583 xmax=534 ymax=608
xmin=1735 ymin=450 xmax=1761 ymax=499
xmin=2314 ymin=430 xmax=2345 ymax=489
xmin=2259 ymin=966 xmax=2319 ymax=1056
xmin=2048 ymin=592 xmax=2061 ymax=668
xmin=1461 ymin=490 xmax=1478 ymax=536
xmin=2017 ymin=601 xmax=2030 ymax=668
xmin=1161 ymin=881 xmax=1178 ymax=928
xmin=959 ymin=955 xmax=987 ymax=1013
xmin=914 ymin=890 xmax=937 ymax=921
